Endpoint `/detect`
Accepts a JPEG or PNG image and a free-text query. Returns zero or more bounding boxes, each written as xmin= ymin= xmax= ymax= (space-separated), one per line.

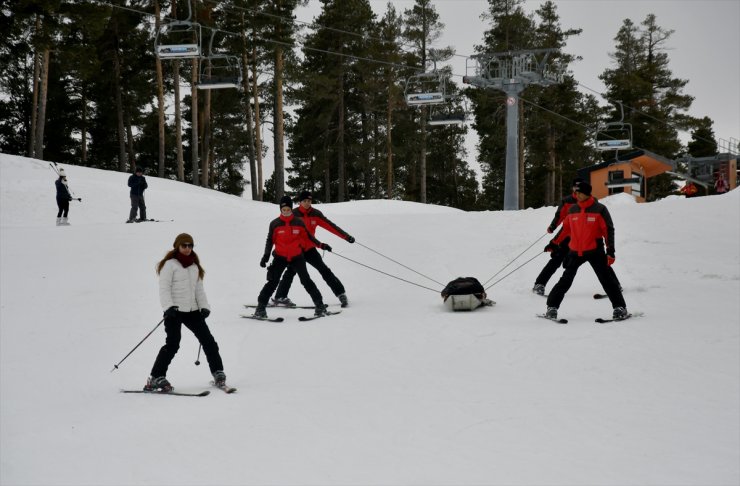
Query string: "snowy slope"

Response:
xmin=1 ymin=154 xmax=738 ymax=486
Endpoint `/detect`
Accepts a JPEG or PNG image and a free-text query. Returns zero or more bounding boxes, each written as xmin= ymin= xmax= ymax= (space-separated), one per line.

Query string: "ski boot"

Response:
xmin=253 ymin=305 xmax=267 ymax=318
xmin=338 ymin=293 xmax=349 ymax=308
xmin=212 ymin=370 xmax=226 ymax=387
xmin=612 ymin=307 xmax=629 ymax=320
xmin=314 ymin=303 xmax=329 ymax=317
xmin=545 ymin=306 xmax=558 ymax=319
xmin=271 ymin=297 xmax=296 ymax=307
xmin=532 ymin=284 xmax=545 ymax=296
xmin=144 ymin=376 xmax=173 ymax=392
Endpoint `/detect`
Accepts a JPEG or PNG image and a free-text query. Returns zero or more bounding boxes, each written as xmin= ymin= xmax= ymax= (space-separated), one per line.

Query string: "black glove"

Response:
xmin=544 ymin=242 xmax=559 ymax=253
xmin=547 ymin=225 xmax=555 ymax=234
xmin=346 ymin=235 xmax=355 ymax=243
xmin=606 ymin=247 xmax=615 ymax=258
xmin=200 ymin=308 xmax=210 ymax=319
xmin=321 ymin=243 xmax=332 ymax=252
xmin=260 ymin=255 xmax=269 ymax=268
xmin=164 ymin=306 xmax=178 ymax=318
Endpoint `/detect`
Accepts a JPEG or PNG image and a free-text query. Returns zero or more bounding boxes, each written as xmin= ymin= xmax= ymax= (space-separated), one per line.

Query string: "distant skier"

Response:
xmin=272 ymin=190 xmax=354 ymax=308
xmin=145 ymin=233 xmax=227 ymax=392
xmin=545 ymin=181 xmax=628 ymax=321
xmin=533 ymin=178 xmax=621 ymax=296
xmin=715 ymin=174 xmax=728 ymax=194
xmin=254 ymin=196 xmax=331 ymax=319
xmin=680 ymin=181 xmax=698 ymax=198
xmin=55 ymin=168 xmax=73 ymax=226
xmin=127 ymin=166 xmax=148 ymax=223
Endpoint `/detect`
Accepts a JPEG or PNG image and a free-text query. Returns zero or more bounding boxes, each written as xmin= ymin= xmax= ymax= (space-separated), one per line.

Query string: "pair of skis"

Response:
xmin=241 ymin=304 xmax=341 ymax=322
xmin=121 ymin=381 xmax=236 ymax=397
xmin=537 ymin=311 xmax=644 ymax=325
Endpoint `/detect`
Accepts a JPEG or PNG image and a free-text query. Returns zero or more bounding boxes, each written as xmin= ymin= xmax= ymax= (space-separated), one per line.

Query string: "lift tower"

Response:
xmin=464 ymin=49 xmax=563 ymax=210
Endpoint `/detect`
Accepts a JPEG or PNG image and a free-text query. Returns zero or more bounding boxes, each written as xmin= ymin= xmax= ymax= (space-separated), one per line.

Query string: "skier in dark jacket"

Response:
xmin=127 ymin=166 xmax=148 ymax=223
xmin=272 ymin=190 xmax=354 ymax=308
xmin=533 ymin=178 xmax=622 ymax=296
xmin=55 ymin=168 xmax=73 ymax=226
xmin=545 ymin=181 xmax=628 ymax=320
xmin=253 ymin=196 xmax=331 ymax=319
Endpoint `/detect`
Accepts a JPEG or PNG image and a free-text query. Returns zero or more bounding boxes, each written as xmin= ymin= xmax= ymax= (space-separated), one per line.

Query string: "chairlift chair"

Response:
xmin=595 ymin=122 xmax=633 ymax=151
xmin=197 ymin=55 xmax=242 ymax=90
xmin=405 ymin=72 xmax=446 ymax=106
xmin=427 ymin=96 xmax=467 ymax=127
xmin=155 ymin=20 xmax=202 ymax=59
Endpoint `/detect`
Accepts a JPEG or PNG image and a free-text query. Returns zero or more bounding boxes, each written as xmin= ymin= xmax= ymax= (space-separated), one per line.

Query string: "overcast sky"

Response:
xmin=297 ymin=0 xmax=739 ymax=155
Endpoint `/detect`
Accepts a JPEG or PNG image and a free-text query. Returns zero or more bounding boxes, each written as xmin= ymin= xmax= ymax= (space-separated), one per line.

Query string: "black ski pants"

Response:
xmin=129 ymin=195 xmax=146 ymax=221
xmin=274 ymin=247 xmax=345 ymax=299
xmin=259 ymin=254 xmax=324 ymax=306
xmin=56 ymin=197 xmax=69 ymax=217
xmin=546 ymin=248 xmax=626 ymax=310
xmin=151 ymin=310 xmax=223 ymax=377
xmin=536 ymin=240 xmax=621 ymax=290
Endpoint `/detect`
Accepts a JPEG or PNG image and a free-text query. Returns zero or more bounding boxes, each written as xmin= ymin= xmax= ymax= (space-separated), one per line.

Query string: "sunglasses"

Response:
xmin=180 ymin=243 xmax=194 ymax=248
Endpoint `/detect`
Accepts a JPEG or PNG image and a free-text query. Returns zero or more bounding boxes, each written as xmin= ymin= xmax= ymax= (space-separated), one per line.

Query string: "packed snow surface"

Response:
xmin=1 ymin=154 xmax=738 ymax=485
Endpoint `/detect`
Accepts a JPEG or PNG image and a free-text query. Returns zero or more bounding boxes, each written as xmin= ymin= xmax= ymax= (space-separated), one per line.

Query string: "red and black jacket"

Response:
xmin=553 ymin=196 xmax=616 ymax=256
xmin=548 ymin=193 xmax=577 ymax=232
xmin=262 ymin=213 xmax=322 ymax=261
xmin=293 ymin=205 xmax=350 ymax=250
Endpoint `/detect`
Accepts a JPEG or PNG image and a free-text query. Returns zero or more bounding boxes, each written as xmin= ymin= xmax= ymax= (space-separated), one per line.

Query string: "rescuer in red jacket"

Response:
xmin=272 ymin=190 xmax=354 ymax=308
xmin=533 ymin=178 xmax=622 ymax=296
xmin=545 ymin=181 xmax=628 ymax=320
xmin=253 ymin=196 xmax=332 ymax=319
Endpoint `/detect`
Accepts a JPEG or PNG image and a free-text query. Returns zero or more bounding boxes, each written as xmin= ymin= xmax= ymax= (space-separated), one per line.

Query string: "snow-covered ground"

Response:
xmin=1 ymin=154 xmax=738 ymax=486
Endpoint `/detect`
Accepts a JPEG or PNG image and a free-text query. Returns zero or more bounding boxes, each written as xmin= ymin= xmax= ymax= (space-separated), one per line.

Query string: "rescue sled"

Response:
xmin=441 ymin=277 xmax=495 ymax=311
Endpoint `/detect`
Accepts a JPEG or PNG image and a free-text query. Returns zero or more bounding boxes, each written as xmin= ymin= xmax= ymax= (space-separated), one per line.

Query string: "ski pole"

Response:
xmin=482 ymin=233 xmax=549 ymax=287
xmin=194 ymin=344 xmax=202 ymax=366
xmin=355 ymin=242 xmax=444 ymax=287
xmin=110 ymin=318 xmax=164 ymax=372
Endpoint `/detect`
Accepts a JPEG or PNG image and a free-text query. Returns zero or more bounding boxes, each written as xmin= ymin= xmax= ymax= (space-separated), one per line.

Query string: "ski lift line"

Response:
xmin=330 ymin=252 xmax=441 ymax=294
xmin=517 ymin=95 xmax=654 ymax=154
xmin=356 ymin=242 xmax=445 ymax=287
xmin=481 ymin=233 xmax=549 ymax=288
xmin=199 ymin=0 xmax=472 ymax=61
xmin=96 ymin=0 xmax=463 ymax=82
xmin=574 ymin=80 xmax=721 ymax=150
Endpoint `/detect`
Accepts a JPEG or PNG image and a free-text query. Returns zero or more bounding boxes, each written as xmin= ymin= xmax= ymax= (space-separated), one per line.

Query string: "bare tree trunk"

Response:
xmin=518 ymin=98 xmax=525 ymax=208
xmin=336 ymin=73 xmax=345 ymax=202
xmin=126 ymin=109 xmax=136 ymax=171
xmin=34 ymin=47 xmax=50 ymax=160
xmin=191 ymin=56 xmax=199 ymax=184
xmin=252 ymin=43 xmax=264 ymax=200
xmin=113 ymin=42 xmax=127 ymax=171
xmin=170 ymin=1 xmax=184 ymax=181
xmin=201 ymin=62 xmax=211 ymax=187
xmin=419 ymin=107 xmax=427 ymax=203
xmin=81 ymin=92 xmax=88 ymax=163
xmin=386 ymin=94 xmax=393 ymax=198
xmin=240 ymin=13 xmax=258 ymax=200
xmin=545 ymin=128 xmax=556 ymax=205
xmin=273 ymin=45 xmax=285 ymax=202
xmin=323 ymin=144 xmax=331 ymax=202
xmin=28 ymin=15 xmax=41 ymax=158
xmin=155 ymin=0 xmax=166 ymax=178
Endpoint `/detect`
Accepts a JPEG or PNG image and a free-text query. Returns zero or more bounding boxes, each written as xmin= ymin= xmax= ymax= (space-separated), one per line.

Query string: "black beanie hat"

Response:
xmin=297 ymin=190 xmax=313 ymax=202
xmin=279 ymin=195 xmax=293 ymax=208
xmin=572 ymin=177 xmax=585 ymax=187
xmin=574 ymin=181 xmax=592 ymax=196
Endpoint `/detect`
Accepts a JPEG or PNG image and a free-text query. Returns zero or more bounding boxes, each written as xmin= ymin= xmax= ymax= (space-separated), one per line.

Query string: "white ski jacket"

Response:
xmin=159 ymin=258 xmax=209 ymax=312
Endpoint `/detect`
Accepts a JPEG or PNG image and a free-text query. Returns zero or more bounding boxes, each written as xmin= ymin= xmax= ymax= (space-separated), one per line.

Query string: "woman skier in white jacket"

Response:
xmin=145 ymin=233 xmax=226 ymax=392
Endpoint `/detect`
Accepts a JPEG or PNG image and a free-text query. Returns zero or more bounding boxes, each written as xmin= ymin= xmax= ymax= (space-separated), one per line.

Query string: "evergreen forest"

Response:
xmin=0 ymin=0 xmax=719 ymax=209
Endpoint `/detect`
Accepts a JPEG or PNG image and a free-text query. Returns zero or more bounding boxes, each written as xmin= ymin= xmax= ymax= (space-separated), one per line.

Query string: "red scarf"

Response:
xmin=175 ymin=251 xmax=196 ymax=268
